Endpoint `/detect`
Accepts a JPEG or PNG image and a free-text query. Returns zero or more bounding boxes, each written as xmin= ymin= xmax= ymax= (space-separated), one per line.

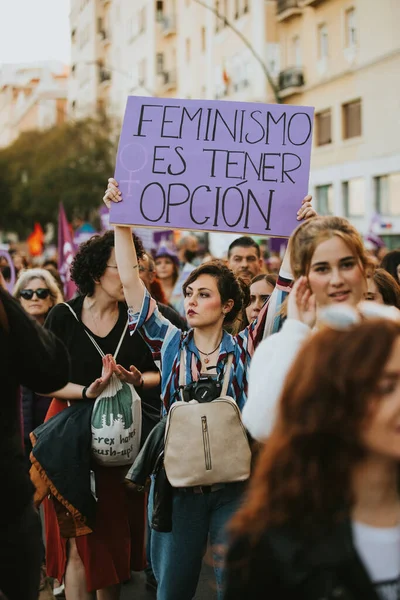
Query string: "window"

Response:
xmin=316 ymin=185 xmax=334 ymax=216
xmin=186 ymin=38 xmax=191 ymax=61
xmin=318 ymin=24 xmax=328 ymax=59
xmin=156 ymin=0 xmax=164 ymax=21
xmin=315 ymin=109 xmax=332 ymax=146
xmin=223 ymin=0 xmax=228 ymax=24
xmin=343 ymin=178 xmax=365 ymax=217
xmin=139 ymin=7 xmax=146 ymax=33
xmin=201 ymin=27 xmax=206 ymax=52
xmin=345 ymin=7 xmax=356 ymax=47
xmin=342 ymin=99 xmax=362 ymax=139
xmin=156 ymin=53 xmax=164 ymax=75
xmin=138 ymin=59 xmax=146 ymax=86
xmin=215 ymin=1 xmax=222 ymax=31
xmin=292 ymin=35 xmax=301 ymax=67
xmin=375 ymin=173 xmax=400 ymax=217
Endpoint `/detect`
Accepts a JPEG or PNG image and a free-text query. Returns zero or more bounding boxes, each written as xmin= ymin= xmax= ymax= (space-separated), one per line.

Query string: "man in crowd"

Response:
xmin=227 ymin=236 xmax=263 ymax=285
xmin=177 ymin=234 xmax=199 ymax=268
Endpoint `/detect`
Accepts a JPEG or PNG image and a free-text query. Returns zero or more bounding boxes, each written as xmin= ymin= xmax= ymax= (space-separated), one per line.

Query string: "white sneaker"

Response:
xmin=53 ymin=582 xmax=65 ymax=596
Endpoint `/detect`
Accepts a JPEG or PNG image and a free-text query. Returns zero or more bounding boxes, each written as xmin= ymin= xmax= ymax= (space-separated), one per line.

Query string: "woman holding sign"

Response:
xmin=103 ymin=178 xmax=315 ymax=600
xmin=244 ymin=215 xmax=378 ymax=442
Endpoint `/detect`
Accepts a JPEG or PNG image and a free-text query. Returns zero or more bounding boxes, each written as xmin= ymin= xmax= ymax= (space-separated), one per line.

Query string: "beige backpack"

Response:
xmin=164 ymin=351 xmax=251 ymax=488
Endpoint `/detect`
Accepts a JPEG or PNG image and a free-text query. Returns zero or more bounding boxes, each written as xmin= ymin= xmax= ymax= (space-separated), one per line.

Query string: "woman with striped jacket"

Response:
xmin=103 ymin=178 xmax=315 ymax=600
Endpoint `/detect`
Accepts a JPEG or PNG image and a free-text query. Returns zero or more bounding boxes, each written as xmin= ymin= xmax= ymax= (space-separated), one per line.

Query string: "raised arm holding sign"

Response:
xmin=110 ymin=97 xmax=314 ymax=238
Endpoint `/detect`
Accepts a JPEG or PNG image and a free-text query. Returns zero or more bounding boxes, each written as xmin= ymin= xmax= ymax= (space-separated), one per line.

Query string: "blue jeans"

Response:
xmin=148 ymin=482 xmax=245 ymax=600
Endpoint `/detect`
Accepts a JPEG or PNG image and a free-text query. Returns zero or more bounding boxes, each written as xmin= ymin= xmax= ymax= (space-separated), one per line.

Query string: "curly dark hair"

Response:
xmin=182 ymin=260 xmax=246 ymax=325
xmin=71 ymin=230 xmax=144 ymax=296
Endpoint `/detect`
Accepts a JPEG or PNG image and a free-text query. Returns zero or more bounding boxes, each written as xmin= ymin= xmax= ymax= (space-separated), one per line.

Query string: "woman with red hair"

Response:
xmin=226 ymin=310 xmax=400 ymax=599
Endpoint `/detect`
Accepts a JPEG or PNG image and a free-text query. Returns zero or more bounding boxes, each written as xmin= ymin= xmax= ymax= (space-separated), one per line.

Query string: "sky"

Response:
xmin=0 ymin=0 xmax=71 ymax=66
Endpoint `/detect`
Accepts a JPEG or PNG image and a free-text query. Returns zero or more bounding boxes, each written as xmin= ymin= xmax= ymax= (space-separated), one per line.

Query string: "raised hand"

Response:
xmin=103 ymin=178 xmax=122 ymax=209
xmin=288 ymin=276 xmax=317 ymax=329
xmin=297 ymin=194 xmax=317 ymax=221
xmin=115 ymin=363 xmax=143 ymax=387
xmin=86 ymin=354 xmax=116 ymax=399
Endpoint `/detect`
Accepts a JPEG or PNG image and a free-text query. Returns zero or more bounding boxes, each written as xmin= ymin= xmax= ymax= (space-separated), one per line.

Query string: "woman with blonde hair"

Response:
xmin=13 ymin=269 xmax=64 ymax=465
xmin=226 ymin=310 xmax=400 ymax=599
xmin=13 ymin=268 xmax=63 ymax=325
xmin=244 ymin=215 xmax=375 ymax=441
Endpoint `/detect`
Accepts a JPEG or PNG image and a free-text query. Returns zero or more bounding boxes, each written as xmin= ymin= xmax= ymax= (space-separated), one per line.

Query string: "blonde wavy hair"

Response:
xmin=13 ymin=268 xmax=63 ymax=306
xmin=290 ymin=216 xmax=374 ymax=279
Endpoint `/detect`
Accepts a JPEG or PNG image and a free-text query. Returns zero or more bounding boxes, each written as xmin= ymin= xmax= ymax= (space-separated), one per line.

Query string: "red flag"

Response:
xmin=58 ymin=203 xmax=77 ymax=300
xmin=27 ymin=222 xmax=44 ymax=256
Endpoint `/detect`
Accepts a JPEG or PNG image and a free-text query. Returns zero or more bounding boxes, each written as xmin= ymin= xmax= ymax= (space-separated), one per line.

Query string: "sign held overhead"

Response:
xmin=111 ymin=96 xmax=314 ymax=237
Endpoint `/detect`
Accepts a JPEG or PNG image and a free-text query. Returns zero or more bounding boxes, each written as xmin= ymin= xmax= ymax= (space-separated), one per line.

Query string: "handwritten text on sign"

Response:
xmin=111 ymin=97 xmax=314 ymax=237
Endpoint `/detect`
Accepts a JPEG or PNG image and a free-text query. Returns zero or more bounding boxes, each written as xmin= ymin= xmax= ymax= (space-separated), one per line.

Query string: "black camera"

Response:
xmin=182 ymin=377 xmax=222 ymax=403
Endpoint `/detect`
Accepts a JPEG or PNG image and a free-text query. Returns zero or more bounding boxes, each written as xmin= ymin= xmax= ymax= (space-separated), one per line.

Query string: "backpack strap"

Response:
xmin=63 ymin=302 xmax=128 ymax=360
xmin=221 ymin=354 xmax=234 ymax=397
xmin=179 ymin=348 xmax=186 ymax=402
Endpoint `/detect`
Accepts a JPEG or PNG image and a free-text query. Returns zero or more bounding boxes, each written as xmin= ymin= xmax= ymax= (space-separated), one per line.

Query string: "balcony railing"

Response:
xmin=159 ymin=69 xmax=177 ymax=91
xmin=277 ymin=0 xmax=302 ymax=21
xmin=278 ymin=67 xmax=305 ymax=96
xmin=162 ymin=14 xmax=177 ymax=36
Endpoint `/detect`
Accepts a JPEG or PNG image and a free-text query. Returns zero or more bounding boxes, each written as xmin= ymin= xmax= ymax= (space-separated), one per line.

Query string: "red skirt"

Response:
xmin=43 ymin=399 xmax=146 ymax=592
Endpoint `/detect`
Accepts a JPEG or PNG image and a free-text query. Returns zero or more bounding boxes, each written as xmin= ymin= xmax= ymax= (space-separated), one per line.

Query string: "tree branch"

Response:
xmin=191 ymin=0 xmax=281 ymax=103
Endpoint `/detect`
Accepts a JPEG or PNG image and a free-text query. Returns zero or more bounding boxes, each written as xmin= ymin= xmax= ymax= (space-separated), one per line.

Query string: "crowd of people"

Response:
xmin=2 ymin=179 xmax=400 ymax=600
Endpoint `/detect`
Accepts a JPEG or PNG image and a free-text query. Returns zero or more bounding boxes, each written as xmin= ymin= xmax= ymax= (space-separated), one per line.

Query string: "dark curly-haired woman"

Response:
xmin=226 ymin=312 xmax=400 ymax=600
xmin=42 ymin=231 xmax=161 ymax=600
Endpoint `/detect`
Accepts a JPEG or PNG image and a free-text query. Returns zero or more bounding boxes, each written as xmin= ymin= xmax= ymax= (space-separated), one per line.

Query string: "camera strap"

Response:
xmin=178 ymin=348 xmax=233 ymax=402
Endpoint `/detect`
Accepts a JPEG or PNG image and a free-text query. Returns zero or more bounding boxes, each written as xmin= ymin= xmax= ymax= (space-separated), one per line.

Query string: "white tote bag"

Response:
xmin=64 ymin=304 xmax=142 ymax=466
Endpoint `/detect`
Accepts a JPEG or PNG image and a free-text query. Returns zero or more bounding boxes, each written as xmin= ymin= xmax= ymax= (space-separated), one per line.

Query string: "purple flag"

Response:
xmin=58 ymin=203 xmax=77 ymax=300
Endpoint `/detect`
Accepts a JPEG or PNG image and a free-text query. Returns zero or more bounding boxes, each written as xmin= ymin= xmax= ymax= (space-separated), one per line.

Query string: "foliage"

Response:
xmin=0 ymin=116 xmax=118 ymax=237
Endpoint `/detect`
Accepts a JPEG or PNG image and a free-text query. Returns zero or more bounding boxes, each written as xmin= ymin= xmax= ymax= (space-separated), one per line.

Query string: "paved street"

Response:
xmin=121 ymin=561 xmax=217 ymax=600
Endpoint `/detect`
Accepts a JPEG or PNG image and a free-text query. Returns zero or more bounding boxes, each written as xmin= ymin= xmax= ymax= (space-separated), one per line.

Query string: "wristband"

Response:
xmin=82 ymin=386 xmax=88 ymax=400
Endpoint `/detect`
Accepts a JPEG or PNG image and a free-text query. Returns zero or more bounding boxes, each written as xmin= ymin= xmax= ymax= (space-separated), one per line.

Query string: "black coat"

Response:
xmin=224 ymin=519 xmax=381 ymax=600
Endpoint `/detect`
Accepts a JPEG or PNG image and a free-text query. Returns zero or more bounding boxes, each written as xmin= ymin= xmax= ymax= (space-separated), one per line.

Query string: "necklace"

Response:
xmin=196 ymin=339 xmax=222 ymax=364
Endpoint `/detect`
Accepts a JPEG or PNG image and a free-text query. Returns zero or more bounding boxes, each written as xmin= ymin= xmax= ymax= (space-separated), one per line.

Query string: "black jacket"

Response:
xmin=0 ymin=288 xmax=70 ymax=521
xmin=126 ymin=418 xmax=172 ymax=533
xmin=224 ymin=519 xmax=381 ymax=600
xmin=31 ymin=401 xmax=96 ymax=535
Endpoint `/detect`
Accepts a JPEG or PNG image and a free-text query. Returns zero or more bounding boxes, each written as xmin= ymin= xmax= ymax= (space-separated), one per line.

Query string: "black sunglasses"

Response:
xmin=20 ymin=288 xmax=51 ymax=300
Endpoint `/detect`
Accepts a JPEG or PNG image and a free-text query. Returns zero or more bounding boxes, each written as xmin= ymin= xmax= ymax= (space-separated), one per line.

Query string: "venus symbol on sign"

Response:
xmin=118 ymin=143 xmax=147 ymax=197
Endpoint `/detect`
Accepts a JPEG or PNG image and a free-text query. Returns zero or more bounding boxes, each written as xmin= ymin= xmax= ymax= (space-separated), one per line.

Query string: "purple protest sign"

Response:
xmin=0 ymin=250 xmax=16 ymax=293
xmin=111 ymin=97 xmax=314 ymax=237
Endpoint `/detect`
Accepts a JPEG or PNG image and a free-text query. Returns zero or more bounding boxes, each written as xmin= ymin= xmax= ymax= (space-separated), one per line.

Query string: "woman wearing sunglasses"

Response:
xmin=13 ymin=268 xmax=63 ymax=325
xmin=13 ymin=269 xmax=64 ymax=464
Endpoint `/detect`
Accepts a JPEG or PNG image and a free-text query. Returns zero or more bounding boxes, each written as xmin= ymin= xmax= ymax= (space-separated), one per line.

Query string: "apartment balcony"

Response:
xmin=158 ymin=69 xmax=177 ymax=92
xmin=278 ymin=67 xmax=305 ymax=97
xmin=99 ymin=69 xmax=112 ymax=87
xmin=161 ymin=14 xmax=177 ymax=36
xmin=276 ymin=0 xmax=303 ymax=21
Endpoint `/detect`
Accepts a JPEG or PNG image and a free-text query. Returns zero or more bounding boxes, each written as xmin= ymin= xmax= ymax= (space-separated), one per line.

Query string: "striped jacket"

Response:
xmin=128 ymin=270 xmax=292 ymax=413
